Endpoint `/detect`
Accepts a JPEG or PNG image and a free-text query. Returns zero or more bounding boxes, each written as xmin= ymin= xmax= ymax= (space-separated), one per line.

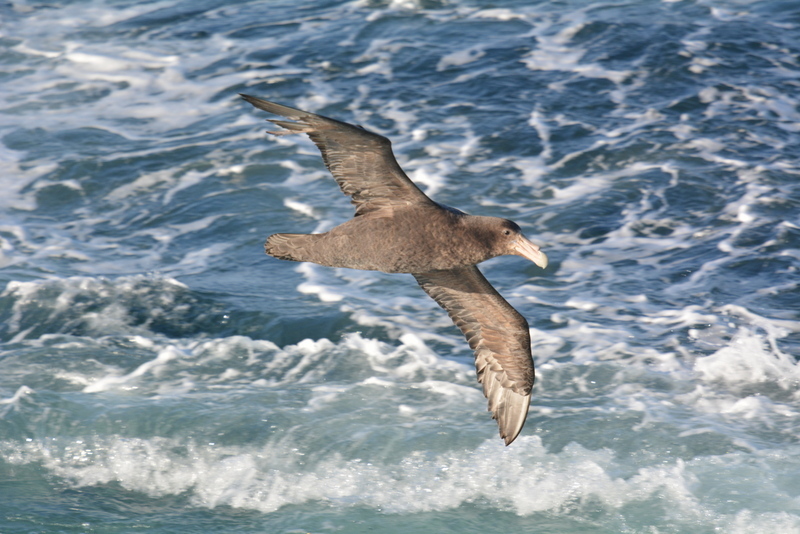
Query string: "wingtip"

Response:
xmin=240 ymin=93 xmax=267 ymax=110
xmin=239 ymin=94 xmax=311 ymax=123
xmin=498 ymin=413 xmax=526 ymax=446
xmin=485 ymin=379 xmax=531 ymax=446
xmin=475 ymin=352 xmax=532 ymax=446
xmin=240 ymin=93 xmax=270 ymax=108
xmin=490 ymin=404 xmax=523 ymax=446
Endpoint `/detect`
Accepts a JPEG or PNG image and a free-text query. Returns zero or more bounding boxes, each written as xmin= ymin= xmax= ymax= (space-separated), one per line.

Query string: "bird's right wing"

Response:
xmin=241 ymin=94 xmax=434 ymax=217
xmin=414 ymin=266 xmax=535 ymax=445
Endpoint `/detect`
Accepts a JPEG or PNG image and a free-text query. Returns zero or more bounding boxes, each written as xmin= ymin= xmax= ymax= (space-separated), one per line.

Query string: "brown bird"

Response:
xmin=241 ymin=94 xmax=548 ymax=445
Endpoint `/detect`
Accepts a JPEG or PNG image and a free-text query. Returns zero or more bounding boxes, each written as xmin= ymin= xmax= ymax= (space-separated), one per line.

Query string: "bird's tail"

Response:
xmin=265 ymin=233 xmax=322 ymax=262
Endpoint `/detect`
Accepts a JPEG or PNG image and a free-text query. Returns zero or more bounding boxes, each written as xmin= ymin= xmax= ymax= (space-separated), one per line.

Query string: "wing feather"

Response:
xmin=414 ymin=266 xmax=535 ymax=445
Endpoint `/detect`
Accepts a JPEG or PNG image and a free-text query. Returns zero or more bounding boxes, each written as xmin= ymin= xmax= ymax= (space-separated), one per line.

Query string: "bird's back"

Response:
xmin=267 ymin=206 xmax=495 ymax=274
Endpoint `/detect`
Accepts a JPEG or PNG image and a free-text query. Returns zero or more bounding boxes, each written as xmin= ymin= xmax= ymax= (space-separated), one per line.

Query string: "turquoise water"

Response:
xmin=1 ymin=0 xmax=800 ymax=532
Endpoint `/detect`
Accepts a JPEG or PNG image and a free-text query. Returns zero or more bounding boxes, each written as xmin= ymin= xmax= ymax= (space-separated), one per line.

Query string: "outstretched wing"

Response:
xmin=241 ymin=94 xmax=434 ymax=217
xmin=414 ymin=266 xmax=534 ymax=445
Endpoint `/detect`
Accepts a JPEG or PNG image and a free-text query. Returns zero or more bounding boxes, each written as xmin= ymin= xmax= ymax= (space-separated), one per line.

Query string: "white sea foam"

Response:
xmin=0 ymin=386 xmax=34 ymax=417
xmin=520 ymin=16 xmax=632 ymax=85
xmin=83 ymin=346 xmax=184 ymax=393
xmin=1 ymin=293 xmax=471 ymax=395
xmin=283 ymin=198 xmax=316 ymax=218
xmin=694 ymin=327 xmax=800 ymax=390
xmin=437 ymin=45 xmax=487 ymax=71
xmin=1 ymin=275 xmax=190 ymax=339
xmin=3 ymin=431 xmax=798 ymax=529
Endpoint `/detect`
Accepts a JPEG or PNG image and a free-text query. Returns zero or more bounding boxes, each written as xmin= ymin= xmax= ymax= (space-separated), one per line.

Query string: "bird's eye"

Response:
xmin=503 ymin=229 xmax=511 ymax=236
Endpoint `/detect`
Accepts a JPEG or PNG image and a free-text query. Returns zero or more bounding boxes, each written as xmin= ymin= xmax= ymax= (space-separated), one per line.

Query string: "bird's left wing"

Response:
xmin=413 ymin=266 xmax=534 ymax=445
xmin=241 ymin=94 xmax=434 ymax=217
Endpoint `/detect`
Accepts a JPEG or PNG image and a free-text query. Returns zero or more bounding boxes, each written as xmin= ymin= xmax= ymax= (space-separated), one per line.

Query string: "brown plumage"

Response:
xmin=242 ymin=94 xmax=548 ymax=445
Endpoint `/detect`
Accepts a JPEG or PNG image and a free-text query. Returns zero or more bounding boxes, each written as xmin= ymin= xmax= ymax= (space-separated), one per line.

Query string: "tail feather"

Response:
xmin=265 ymin=233 xmax=316 ymax=262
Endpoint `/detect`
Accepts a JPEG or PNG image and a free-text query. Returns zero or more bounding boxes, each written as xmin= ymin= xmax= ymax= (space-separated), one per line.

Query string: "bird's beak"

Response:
xmin=512 ymin=236 xmax=548 ymax=270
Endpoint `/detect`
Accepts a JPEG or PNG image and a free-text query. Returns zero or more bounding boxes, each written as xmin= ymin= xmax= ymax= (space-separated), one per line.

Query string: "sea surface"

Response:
xmin=1 ymin=0 xmax=799 ymax=532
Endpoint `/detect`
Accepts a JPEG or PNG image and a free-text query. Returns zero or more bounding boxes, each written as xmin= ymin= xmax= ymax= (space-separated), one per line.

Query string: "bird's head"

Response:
xmin=485 ymin=218 xmax=548 ymax=269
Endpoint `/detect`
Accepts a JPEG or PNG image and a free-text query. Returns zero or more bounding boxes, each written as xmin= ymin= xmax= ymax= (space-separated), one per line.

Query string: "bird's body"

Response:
xmin=268 ymin=207 xmax=512 ymax=273
xmin=242 ymin=94 xmax=548 ymax=445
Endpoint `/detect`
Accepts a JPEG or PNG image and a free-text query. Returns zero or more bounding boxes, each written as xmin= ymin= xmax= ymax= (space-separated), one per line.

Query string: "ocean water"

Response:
xmin=1 ymin=0 xmax=799 ymax=532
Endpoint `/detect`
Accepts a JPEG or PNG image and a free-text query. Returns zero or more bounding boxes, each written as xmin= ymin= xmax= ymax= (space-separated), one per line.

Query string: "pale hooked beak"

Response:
xmin=512 ymin=235 xmax=548 ymax=269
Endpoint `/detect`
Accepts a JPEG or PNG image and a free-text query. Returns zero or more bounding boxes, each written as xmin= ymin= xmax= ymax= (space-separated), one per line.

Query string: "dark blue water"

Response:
xmin=2 ymin=1 xmax=800 ymax=532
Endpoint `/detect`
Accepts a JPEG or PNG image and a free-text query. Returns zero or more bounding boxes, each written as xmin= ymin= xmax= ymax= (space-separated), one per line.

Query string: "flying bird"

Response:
xmin=241 ymin=94 xmax=548 ymax=445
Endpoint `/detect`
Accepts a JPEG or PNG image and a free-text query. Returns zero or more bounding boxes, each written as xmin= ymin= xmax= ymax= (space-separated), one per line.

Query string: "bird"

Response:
xmin=241 ymin=94 xmax=548 ymax=445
